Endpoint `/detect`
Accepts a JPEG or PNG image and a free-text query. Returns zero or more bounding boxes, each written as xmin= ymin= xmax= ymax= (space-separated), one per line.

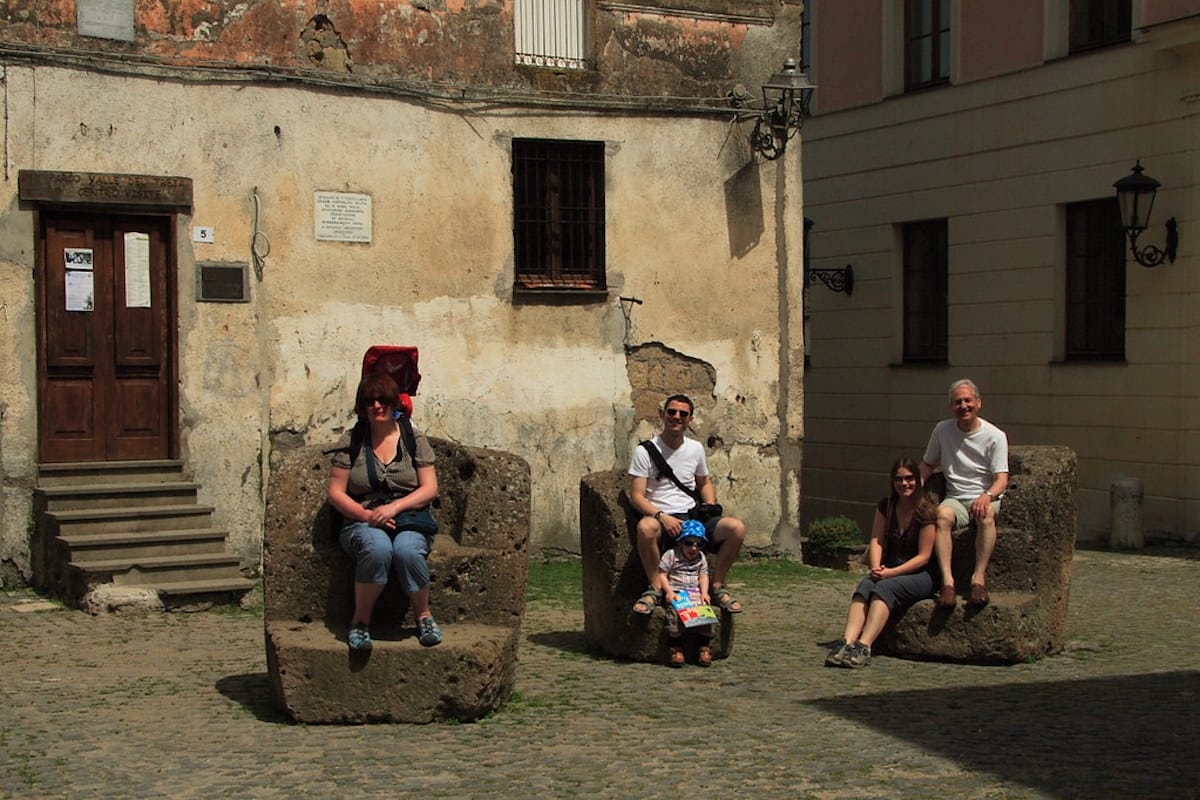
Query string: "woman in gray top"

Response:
xmin=327 ymin=372 xmax=440 ymax=651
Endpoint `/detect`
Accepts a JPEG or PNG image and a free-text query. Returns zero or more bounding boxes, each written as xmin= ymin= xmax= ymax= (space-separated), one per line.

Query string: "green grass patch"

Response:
xmin=526 ymin=560 xmax=584 ymax=606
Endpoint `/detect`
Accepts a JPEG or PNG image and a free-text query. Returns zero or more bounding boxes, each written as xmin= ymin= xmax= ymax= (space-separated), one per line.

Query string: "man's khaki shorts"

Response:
xmin=941 ymin=497 xmax=1001 ymax=528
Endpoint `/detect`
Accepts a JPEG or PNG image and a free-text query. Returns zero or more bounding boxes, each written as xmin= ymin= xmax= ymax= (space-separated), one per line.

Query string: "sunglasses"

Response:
xmin=680 ymin=539 xmax=704 ymax=548
xmin=665 ymin=409 xmax=692 ymax=418
xmin=367 ymin=395 xmax=395 ymax=406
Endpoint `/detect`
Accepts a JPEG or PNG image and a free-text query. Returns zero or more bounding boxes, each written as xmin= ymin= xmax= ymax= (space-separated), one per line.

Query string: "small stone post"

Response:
xmin=1110 ymin=476 xmax=1144 ymax=550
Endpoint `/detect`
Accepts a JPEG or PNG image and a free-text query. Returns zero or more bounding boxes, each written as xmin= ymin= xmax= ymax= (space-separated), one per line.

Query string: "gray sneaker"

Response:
xmin=417 ymin=616 xmax=442 ymax=647
xmin=843 ymin=642 xmax=872 ymax=669
xmin=824 ymin=638 xmax=849 ymax=667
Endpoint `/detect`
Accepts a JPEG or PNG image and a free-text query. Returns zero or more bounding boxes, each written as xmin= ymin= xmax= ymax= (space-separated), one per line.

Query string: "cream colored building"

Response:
xmin=0 ymin=0 xmax=811 ymax=583
xmin=800 ymin=1 xmax=1199 ymax=544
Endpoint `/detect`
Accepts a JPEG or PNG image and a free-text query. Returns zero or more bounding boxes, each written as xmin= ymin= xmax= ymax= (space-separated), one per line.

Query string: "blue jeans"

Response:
xmin=339 ymin=522 xmax=433 ymax=595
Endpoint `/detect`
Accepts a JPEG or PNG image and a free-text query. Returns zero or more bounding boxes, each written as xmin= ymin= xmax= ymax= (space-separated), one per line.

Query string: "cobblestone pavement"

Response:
xmin=1 ymin=548 xmax=1197 ymax=800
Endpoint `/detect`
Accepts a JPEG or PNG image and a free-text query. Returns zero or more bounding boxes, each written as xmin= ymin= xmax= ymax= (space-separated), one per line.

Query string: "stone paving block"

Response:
xmin=579 ymin=468 xmax=733 ymax=663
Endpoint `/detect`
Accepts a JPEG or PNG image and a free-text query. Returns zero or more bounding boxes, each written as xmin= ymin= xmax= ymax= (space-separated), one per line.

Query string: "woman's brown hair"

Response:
xmin=354 ymin=372 xmax=401 ymax=419
xmin=889 ymin=456 xmax=937 ymax=523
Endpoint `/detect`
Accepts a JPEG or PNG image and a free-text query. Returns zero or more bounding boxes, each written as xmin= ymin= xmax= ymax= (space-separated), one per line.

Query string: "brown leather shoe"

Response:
xmin=969 ymin=583 xmax=990 ymax=607
xmin=937 ymin=584 xmax=957 ymax=608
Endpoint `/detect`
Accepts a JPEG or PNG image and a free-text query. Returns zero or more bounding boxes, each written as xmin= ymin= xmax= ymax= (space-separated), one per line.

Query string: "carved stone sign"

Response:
xmin=18 ymin=171 xmax=193 ymax=210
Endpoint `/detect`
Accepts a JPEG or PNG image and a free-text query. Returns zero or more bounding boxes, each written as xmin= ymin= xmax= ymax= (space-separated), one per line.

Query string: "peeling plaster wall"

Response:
xmin=0 ymin=0 xmax=806 ymax=573
xmin=0 ymin=0 xmax=800 ymax=98
xmin=0 ymin=64 xmax=805 ymax=569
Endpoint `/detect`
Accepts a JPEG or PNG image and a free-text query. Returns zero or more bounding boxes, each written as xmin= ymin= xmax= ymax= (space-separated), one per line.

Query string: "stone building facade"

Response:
xmin=0 ymin=0 xmax=809 ymax=580
xmin=800 ymin=1 xmax=1198 ymax=544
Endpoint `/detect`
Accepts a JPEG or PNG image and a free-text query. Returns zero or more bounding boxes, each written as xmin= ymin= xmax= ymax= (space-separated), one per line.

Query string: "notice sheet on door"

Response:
xmin=64 ymin=247 xmax=94 ymax=311
xmin=123 ymin=232 xmax=151 ymax=308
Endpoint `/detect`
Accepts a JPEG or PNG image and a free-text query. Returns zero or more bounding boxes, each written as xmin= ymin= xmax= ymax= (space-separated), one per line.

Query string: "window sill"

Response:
xmin=513 ymin=286 xmax=610 ymax=305
xmin=889 ymin=359 xmax=948 ymax=368
xmin=1051 ymin=355 xmax=1127 ymax=365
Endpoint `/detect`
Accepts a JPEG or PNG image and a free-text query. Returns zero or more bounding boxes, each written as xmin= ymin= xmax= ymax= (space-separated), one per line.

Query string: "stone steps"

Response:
xmin=33 ymin=460 xmax=253 ymax=610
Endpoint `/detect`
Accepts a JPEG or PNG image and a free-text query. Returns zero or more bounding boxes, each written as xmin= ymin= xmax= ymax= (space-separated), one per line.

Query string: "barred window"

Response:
xmin=512 ymin=139 xmax=606 ymax=291
xmin=514 ymin=0 xmax=588 ymax=70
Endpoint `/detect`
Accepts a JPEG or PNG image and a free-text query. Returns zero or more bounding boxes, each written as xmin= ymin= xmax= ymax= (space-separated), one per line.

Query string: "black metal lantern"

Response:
xmin=750 ymin=58 xmax=816 ymax=161
xmin=1113 ymin=161 xmax=1178 ymax=267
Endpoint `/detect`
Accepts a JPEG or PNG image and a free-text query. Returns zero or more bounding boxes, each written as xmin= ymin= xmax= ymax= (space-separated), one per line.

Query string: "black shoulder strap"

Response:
xmin=397 ymin=412 xmax=417 ymax=464
xmin=639 ymin=440 xmax=701 ymax=502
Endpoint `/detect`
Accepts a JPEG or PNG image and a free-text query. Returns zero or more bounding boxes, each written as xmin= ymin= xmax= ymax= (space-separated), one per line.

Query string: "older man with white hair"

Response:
xmin=919 ymin=379 xmax=1009 ymax=609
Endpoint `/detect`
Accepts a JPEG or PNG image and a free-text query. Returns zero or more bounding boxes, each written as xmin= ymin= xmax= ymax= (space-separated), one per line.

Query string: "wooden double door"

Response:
xmin=38 ymin=211 xmax=176 ymax=463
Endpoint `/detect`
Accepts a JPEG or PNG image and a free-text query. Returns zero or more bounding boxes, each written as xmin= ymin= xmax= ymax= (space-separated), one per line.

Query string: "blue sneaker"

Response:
xmin=417 ymin=616 xmax=442 ymax=647
xmin=348 ymin=624 xmax=372 ymax=651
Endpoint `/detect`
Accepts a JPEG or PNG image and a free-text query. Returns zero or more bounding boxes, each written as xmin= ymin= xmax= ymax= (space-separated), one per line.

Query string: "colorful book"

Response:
xmin=670 ymin=590 xmax=719 ymax=628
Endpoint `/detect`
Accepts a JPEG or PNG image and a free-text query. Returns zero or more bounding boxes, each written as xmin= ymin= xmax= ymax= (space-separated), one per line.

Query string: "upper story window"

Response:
xmin=800 ymin=1 xmax=814 ymax=75
xmin=1065 ymin=199 xmax=1125 ymax=359
xmin=905 ymin=0 xmax=950 ymax=91
xmin=1069 ymin=0 xmax=1131 ymax=54
xmin=902 ymin=218 xmax=948 ymax=363
xmin=514 ymin=0 xmax=589 ymax=70
xmin=512 ymin=139 xmax=606 ymax=292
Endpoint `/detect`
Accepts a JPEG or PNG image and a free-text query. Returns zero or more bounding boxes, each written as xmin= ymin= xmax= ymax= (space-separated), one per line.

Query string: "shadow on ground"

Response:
xmin=527 ymin=629 xmax=589 ymax=655
xmin=810 ymin=670 xmax=1199 ymax=798
xmin=216 ymin=673 xmax=290 ymax=723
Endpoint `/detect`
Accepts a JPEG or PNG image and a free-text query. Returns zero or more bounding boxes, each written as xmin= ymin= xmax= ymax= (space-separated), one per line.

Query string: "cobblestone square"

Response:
xmin=1 ymin=549 xmax=1196 ymax=799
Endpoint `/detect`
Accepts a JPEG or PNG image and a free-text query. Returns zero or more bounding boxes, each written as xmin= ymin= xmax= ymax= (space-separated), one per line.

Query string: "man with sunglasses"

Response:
xmin=628 ymin=394 xmax=747 ymax=616
xmin=919 ymin=378 xmax=1009 ymax=609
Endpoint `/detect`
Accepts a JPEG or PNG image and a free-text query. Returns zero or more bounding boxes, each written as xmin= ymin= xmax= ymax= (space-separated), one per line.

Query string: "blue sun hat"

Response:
xmin=680 ymin=519 xmax=708 ymax=543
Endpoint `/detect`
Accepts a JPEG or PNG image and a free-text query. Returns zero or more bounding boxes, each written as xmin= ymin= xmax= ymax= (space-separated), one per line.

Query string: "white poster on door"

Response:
xmin=123 ymin=231 xmax=151 ymax=308
xmin=65 ymin=270 xmax=95 ymax=311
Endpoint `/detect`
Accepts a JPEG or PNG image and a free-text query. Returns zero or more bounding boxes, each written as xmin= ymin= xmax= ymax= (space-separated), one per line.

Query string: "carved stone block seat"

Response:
xmin=874 ymin=445 xmax=1077 ymax=664
xmin=579 ymin=469 xmax=733 ymax=663
xmin=264 ymin=439 xmax=530 ymax=723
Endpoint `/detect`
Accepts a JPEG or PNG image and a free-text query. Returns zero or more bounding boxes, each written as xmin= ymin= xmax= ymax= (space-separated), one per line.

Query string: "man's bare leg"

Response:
xmin=934 ymin=504 xmax=957 ymax=607
xmin=969 ymin=507 xmax=998 ymax=606
xmin=632 ymin=516 xmax=663 ymax=613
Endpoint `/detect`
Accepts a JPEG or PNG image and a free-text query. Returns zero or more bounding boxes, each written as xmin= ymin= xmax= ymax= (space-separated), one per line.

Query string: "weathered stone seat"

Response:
xmin=580 ymin=469 xmax=733 ymax=663
xmin=264 ymin=439 xmax=530 ymax=723
xmin=873 ymin=445 xmax=1076 ymax=664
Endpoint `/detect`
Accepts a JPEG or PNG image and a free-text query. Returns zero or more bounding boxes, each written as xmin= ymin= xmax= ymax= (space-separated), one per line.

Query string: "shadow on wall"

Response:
xmin=724 ymin=159 xmax=763 ymax=259
xmin=809 ymin=670 xmax=1199 ymax=797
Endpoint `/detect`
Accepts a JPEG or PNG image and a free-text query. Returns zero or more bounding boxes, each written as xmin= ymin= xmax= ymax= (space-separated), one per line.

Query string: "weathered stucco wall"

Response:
xmin=0 ymin=59 xmax=806 ymax=571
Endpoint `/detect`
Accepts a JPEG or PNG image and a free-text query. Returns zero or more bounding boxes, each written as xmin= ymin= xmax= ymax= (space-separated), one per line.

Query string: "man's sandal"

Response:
xmin=697 ymin=645 xmax=713 ymax=667
xmin=668 ymin=644 xmax=685 ymax=668
xmin=712 ymin=587 xmax=743 ymax=614
xmin=632 ymin=588 xmax=660 ymax=615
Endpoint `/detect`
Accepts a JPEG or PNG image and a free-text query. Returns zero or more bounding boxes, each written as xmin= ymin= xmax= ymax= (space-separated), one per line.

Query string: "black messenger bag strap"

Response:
xmin=638 ymin=440 xmax=701 ymax=503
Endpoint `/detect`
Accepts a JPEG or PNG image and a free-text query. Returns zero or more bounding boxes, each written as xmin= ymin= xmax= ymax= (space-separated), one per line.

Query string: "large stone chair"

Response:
xmin=580 ymin=469 xmax=733 ymax=663
xmin=264 ymin=438 xmax=530 ymax=723
xmin=874 ymin=445 xmax=1076 ymax=664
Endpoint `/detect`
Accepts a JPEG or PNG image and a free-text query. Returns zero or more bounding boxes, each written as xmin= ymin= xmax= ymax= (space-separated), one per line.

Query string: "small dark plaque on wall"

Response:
xmin=197 ymin=262 xmax=250 ymax=303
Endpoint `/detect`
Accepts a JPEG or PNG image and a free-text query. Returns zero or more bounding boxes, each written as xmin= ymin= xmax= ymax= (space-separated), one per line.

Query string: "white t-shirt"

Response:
xmin=922 ymin=418 xmax=1009 ymax=500
xmin=627 ymin=435 xmax=709 ymax=516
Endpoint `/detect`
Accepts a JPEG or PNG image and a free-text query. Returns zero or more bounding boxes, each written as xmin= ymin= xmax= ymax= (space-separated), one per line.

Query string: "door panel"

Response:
xmin=39 ymin=212 xmax=174 ymax=463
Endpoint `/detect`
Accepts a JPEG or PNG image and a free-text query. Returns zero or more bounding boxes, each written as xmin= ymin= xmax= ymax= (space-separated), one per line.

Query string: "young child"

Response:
xmin=657 ymin=519 xmax=715 ymax=667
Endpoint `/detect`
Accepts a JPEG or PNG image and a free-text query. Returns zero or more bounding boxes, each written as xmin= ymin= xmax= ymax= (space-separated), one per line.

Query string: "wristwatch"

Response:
xmin=654 ymin=510 xmax=664 ymax=521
